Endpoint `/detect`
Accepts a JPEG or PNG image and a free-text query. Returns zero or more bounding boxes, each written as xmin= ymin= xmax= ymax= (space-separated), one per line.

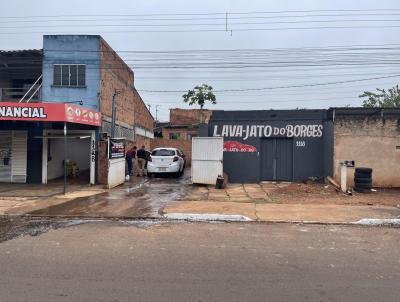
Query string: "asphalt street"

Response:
xmin=0 ymin=221 xmax=399 ymax=302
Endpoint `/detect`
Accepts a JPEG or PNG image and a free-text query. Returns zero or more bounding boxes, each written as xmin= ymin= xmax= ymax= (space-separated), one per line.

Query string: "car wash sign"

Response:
xmin=212 ymin=124 xmax=323 ymax=140
xmin=0 ymin=102 xmax=101 ymax=126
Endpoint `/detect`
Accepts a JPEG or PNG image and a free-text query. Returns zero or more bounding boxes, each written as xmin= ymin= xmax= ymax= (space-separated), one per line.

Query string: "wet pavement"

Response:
xmin=28 ymin=171 xmax=193 ymax=218
xmin=0 ymin=215 xmax=177 ymax=243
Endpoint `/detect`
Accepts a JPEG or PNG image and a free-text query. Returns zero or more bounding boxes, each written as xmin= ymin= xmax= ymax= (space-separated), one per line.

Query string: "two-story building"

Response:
xmin=0 ymin=35 xmax=154 ymax=185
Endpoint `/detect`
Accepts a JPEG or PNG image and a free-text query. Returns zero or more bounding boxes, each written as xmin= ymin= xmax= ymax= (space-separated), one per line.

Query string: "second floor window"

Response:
xmin=53 ymin=64 xmax=86 ymax=87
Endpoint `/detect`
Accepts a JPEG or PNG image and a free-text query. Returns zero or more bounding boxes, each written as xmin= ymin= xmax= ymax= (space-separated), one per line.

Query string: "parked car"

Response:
xmin=147 ymin=148 xmax=186 ymax=177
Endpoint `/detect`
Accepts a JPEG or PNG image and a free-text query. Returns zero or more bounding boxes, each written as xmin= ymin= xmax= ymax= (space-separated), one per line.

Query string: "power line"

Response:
xmin=139 ymin=74 xmax=400 ymax=93
xmin=8 ymin=43 xmax=397 ymax=53
xmin=1 ymin=24 xmax=400 ymax=35
xmin=2 ymin=8 xmax=400 ymax=18
xmin=2 ymin=18 xmax=400 ymax=28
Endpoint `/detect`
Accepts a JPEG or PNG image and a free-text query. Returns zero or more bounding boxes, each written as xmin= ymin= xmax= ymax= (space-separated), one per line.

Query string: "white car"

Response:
xmin=147 ymin=148 xmax=186 ymax=177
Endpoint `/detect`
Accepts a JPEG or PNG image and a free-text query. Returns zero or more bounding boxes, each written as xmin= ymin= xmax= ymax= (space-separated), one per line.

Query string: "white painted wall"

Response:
xmin=107 ymin=158 xmax=125 ymax=188
xmin=47 ymin=138 xmax=90 ymax=180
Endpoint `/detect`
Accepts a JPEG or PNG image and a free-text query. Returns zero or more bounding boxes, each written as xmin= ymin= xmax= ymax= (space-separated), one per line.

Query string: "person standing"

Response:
xmin=136 ymin=145 xmax=147 ymax=177
xmin=125 ymin=146 xmax=137 ymax=176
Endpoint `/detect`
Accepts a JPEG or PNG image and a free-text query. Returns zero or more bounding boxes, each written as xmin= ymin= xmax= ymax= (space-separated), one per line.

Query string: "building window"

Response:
xmin=169 ymin=133 xmax=181 ymax=140
xmin=53 ymin=64 xmax=86 ymax=87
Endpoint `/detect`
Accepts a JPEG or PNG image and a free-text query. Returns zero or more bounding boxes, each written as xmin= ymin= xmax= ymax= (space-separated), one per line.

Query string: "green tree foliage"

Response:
xmin=359 ymin=85 xmax=400 ymax=108
xmin=182 ymin=84 xmax=217 ymax=109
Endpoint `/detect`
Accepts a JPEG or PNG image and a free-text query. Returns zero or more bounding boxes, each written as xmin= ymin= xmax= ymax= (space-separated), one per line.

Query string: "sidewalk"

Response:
xmin=0 ymin=184 xmax=106 ymax=215
xmin=163 ymin=201 xmax=400 ymax=224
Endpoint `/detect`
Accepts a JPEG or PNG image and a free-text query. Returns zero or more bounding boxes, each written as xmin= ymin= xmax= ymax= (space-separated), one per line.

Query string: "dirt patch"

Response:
xmin=266 ymin=183 xmax=400 ymax=207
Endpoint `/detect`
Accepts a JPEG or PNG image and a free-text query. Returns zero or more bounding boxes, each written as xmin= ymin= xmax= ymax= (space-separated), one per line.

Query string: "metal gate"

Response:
xmin=192 ymin=137 xmax=223 ymax=184
xmin=261 ymin=138 xmax=293 ymax=181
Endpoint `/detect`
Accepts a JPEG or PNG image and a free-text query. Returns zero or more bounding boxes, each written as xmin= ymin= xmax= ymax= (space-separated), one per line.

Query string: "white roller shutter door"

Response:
xmin=11 ymin=131 xmax=27 ymax=183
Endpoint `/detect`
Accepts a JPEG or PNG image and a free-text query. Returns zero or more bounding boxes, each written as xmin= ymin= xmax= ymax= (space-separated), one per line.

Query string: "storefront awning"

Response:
xmin=0 ymin=102 xmax=101 ymax=126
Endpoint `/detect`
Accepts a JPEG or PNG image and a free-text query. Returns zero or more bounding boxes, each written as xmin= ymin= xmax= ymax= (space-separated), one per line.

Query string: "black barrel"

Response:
xmin=354 ymin=167 xmax=372 ymax=193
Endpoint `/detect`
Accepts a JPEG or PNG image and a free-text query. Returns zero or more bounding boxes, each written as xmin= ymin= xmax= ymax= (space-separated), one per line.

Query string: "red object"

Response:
xmin=173 ymin=156 xmax=179 ymax=162
xmin=223 ymin=140 xmax=257 ymax=152
xmin=0 ymin=102 xmax=101 ymax=126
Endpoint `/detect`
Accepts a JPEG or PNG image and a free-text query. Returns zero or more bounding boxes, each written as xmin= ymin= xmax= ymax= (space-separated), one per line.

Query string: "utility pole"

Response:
xmin=111 ymin=89 xmax=120 ymax=138
xmin=155 ymin=105 xmax=160 ymax=122
xmin=63 ymin=122 xmax=67 ymax=194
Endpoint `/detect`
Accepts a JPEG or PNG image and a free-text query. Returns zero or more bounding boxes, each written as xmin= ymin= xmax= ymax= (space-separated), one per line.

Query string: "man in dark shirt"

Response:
xmin=136 ymin=145 xmax=147 ymax=177
xmin=125 ymin=146 xmax=137 ymax=176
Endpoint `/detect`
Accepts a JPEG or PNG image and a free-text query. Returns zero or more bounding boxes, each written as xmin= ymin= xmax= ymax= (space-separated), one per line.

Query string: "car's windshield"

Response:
xmin=152 ymin=149 xmax=175 ymax=156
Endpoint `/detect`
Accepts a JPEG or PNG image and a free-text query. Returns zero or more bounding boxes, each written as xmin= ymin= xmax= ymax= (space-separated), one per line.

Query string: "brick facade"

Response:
xmin=170 ymin=108 xmax=213 ymax=125
xmin=96 ymin=37 xmax=154 ymax=184
xmin=151 ymin=138 xmax=192 ymax=164
xmin=162 ymin=127 xmax=198 ymax=140
xmin=99 ymin=38 xmax=154 ymax=139
xmin=97 ymin=140 xmax=109 ymax=184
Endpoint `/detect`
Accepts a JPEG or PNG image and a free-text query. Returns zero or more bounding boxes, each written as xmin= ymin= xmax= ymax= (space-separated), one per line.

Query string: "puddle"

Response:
xmin=28 ymin=173 xmax=193 ymax=218
xmin=0 ymin=216 xmax=95 ymax=243
xmin=0 ymin=216 xmax=180 ymax=243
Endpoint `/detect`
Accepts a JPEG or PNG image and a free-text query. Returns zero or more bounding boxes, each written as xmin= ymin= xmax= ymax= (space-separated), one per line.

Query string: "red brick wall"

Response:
xmin=128 ymin=135 xmax=152 ymax=151
xmin=99 ymin=38 xmax=154 ymax=133
xmin=133 ymin=89 xmax=153 ymax=130
xmin=97 ymin=140 xmax=109 ymax=185
xmin=162 ymin=127 xmax=198 ymax=140
xmin=151 ymin=138 xmax=192 ymax=164
xmin=170 ymin=108 xmax=213 ymax=125
xmin=97 ymin=38 xmax=154 ymax=184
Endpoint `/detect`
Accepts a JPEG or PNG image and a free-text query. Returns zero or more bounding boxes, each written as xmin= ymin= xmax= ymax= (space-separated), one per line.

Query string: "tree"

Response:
xmin=182 ymin=84 xmax=217 ymax=109
xmin=359 ymin=85 xmax=400 ymax=108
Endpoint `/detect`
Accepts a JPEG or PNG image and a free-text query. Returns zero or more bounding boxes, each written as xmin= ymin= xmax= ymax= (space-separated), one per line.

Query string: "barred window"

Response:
xmin=53 ymin=64 xmax=86 ymax=87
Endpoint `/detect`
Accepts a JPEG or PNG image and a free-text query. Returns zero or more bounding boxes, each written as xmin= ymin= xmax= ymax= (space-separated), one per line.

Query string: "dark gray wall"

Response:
xmin=208 ymin=110 xmax=333 ymax=183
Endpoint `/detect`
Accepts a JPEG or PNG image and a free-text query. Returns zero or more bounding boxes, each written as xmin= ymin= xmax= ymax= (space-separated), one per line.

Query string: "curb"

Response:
xmin=2 ymin=214 xmax=399 ymax=227
xmin=163 ymin=213 xmax=253 ymax=222
xmin=352 ymin=218 xmax=400 ymax=226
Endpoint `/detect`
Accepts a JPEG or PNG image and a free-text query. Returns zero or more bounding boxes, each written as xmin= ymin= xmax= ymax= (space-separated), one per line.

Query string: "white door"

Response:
xmin=191 ymin=137 xmax=223 ymax=184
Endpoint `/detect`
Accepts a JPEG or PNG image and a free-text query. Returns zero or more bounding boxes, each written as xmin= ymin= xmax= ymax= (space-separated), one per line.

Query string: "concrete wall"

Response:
xmin=334 ymin=116 xmax=400 ymax=187
xmin=42 ymin=35 xmax=100 ymax=110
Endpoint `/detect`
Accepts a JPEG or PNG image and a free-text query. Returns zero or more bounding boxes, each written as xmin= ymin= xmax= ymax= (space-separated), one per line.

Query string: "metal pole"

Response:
xmin=63 ymin=122 xmax=67 ymax=194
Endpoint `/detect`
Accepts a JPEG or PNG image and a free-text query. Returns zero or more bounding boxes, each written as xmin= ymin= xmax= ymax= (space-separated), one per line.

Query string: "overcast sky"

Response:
xmin=1 ymin=0 xmax=399 ymax=121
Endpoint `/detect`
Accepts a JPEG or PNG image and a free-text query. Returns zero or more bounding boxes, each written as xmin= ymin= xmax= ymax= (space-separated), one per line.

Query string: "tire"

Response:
xmin=355 ymin=172 xmax=372 ymax=179
xmin=354 ymin=186 xmax=371 ymax=193
xmin=354 ymin=178 xmax=372 ymax=184
xmin=147 ymin=172 xmax=153 ymax=178
xmin=355 ymin=167 xmax=372 ymax=173
xmin=354 ymin=182 xmax=372 ymax=189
